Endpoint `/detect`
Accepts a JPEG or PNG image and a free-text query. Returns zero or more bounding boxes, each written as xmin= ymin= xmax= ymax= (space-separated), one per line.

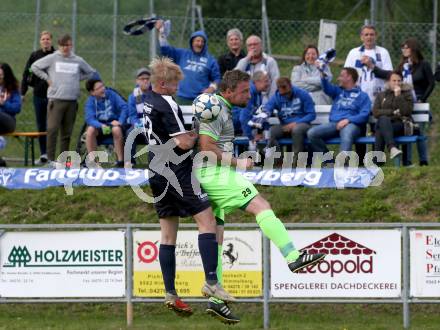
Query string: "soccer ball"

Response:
xmin=192 ymin=93 xmax=222 ymax=122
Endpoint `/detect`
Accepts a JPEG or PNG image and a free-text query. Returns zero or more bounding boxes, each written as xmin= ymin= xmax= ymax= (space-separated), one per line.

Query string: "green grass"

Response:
xmin=1 ymin=303 xmax=440 ymax=329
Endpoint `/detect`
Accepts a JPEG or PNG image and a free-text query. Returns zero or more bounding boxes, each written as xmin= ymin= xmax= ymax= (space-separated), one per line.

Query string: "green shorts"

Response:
xmin=195 ymin=165 xmax=259 ymax=222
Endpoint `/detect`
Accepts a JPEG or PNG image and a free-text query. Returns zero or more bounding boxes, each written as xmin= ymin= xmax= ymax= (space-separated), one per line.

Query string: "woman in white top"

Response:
xmin=291 ymin=45 xmax=332 ymax=105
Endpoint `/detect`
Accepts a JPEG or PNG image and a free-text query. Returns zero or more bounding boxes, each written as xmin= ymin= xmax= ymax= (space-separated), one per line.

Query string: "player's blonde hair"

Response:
xmin=149 ymin=56 xmax=183 ymax=85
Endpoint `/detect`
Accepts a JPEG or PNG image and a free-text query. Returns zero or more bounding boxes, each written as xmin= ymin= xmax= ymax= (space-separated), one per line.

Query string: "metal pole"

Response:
xmin=370 ymin=0 xmax=376 ymax=25
xmin=402 ymin=226 xmax=410 ymax=329
xmin=126 ymin=226 xmax=134 ymax=327
xmin=263 ymin=235 xmax=270 ymax=329
xmin=33 ymin=0 xmax=41 ymax=51
xmin=112 ymin=0 xmax=118 ymax=87
xmin=261 ymin=0 xmax=265 ymax=52
xmin=191 ymin=0 xmax=196 ymax=33
xmin=432 ymin=0 xmax=438 ymax=70
xmin=71 ymin=0 xmax=77 ymax=52
xmin=149 ymin=0 xmax=156 ymax=61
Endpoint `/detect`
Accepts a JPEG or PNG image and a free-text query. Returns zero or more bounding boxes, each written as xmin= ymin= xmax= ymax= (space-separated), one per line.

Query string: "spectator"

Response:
xmin=84 ymin=79 xmax=128 ymax=167
xmin=372 ymin=71 xmax=414 ymax=161
xmin=291 ymin=45 xmax=332 ymax=105
xmin=264 ymin=77 xmax=315 ymax=167
xmin=127 ymin=68 xmax=152 ymax=165
xmin=31 ymin=34 xmax=97 ymax=164
xmin=21 ymin=30 xmax=55 ymax=165
xmin=217 ymin=28 xmax=246 ymax=76
xmin=307 ymin=68 xmax=371 ymax=159
xmin=0 ymin=63 xmax=21 ymax=167
xmin=235 ymin=35 xmax=280 ymax=100
xmin=372 ymin=38 xmax=434 ymax=166
xmin=239 ymin=71 xmax=271 ymax=150
xmin=345 ymin=25 xmax=393 ymax=102
xmin=155 ymin=20 xmax=220 ymax=104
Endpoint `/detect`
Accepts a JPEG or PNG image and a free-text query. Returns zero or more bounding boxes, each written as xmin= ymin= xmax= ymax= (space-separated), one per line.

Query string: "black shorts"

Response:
xmin=149 ymin=167 xmax=211 ymax=218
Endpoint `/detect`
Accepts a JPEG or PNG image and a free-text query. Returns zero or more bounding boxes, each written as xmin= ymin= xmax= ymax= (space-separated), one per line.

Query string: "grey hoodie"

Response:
xmin=31 ymin=50 xmax=96 ymax=101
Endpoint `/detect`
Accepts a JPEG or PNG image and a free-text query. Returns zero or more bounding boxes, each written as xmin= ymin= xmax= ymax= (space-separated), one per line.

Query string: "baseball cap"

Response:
xmin=136 ymin=67 xmax=151 ymax=78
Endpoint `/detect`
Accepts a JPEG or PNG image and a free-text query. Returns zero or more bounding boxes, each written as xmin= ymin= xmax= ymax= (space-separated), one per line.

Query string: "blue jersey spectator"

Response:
xmin=307 ymin=67 xmax=371 ymax=157
xmin=156 ymin=20 xmax=221 ymax=104
xmin=264 ymin=77 xmax=315 ymax=167
xmin=0 ymin=62 xmax=21 ymax=167
xmin=239 ymin=71 xmax=270 ymax=141
xmin=84 ymin=79 xmax=128 ymax=167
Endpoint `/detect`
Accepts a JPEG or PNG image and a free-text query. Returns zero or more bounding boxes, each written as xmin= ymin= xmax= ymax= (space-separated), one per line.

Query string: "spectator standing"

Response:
xmin=217 ymin=28 xmax=246 ymax=77
xmin=155 ymin=20 xmax=221 ymax=104
xmin=291 ymin=45 xmax=332 ymax=105
xmin=235 ymin=35 xmax=280 ymax=100
xmin=84 ymin=79 xmax=128 ymax=167
xmin=31 ymin=34 xmax=97 ymax=164
xmin=21 ymin=30 xmax=55 ymax=164
xmin=0 ymin=63 xmax=21 ymax=167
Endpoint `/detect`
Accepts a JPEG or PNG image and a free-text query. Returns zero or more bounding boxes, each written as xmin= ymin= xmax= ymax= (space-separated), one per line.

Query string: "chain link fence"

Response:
xmin=0 ymin=9 xmax=439 ymax=162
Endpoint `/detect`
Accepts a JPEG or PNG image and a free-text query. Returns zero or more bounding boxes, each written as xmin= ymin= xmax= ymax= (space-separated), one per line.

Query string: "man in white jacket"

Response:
xmin=344 ymin=25 xmax=393 ymax=103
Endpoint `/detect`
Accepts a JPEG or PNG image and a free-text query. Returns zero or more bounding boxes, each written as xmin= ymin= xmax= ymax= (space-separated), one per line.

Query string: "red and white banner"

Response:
xmin=271 ymin=230 xmax=401 ymax=298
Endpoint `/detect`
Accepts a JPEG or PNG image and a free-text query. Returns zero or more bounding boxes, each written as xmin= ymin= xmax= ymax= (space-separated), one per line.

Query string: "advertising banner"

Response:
xmin=133 ymin=230 xmax=262 ymax=297
xmin=410 ymin=230 xmax=440 ymax=297
xmin=271 ymin=230 xmax=401 ymax=298
xmin=0 ymin=231 xmax=125 ymax=297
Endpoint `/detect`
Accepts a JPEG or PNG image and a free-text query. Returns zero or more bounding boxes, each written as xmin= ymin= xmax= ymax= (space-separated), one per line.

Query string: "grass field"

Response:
xmin=1 ymin=302 xmax=440 ymax=329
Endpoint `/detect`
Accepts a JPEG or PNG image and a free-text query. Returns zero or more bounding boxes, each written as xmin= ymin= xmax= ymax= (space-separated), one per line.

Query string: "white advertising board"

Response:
xmin=410 ymin=230 xmax=440 ymax=297
xmin=271 ymin=230 xmax=401 ymax=298
xmin=0 ymin=231 xmax=125 ymax=297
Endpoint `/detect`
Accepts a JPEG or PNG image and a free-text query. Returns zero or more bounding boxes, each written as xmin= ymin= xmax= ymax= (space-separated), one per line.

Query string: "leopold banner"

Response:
xmin=0 ymin=231 xmax=125 ymax=297
xmin=133 ymin=230 xmax=262 ymax=297
xmin=271 ymin=230 xmax=401 ymax=298
xmin=410 ymin=230 xmax=440 ymax=297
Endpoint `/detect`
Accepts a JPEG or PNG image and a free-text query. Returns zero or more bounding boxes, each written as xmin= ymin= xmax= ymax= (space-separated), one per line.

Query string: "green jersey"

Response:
xmin=198 ymin=95 xmax=235 ymax=153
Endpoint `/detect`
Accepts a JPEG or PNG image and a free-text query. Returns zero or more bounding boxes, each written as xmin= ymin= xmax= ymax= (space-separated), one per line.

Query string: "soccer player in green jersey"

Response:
xmin=194 ymin=70 xmax=326 ymax=324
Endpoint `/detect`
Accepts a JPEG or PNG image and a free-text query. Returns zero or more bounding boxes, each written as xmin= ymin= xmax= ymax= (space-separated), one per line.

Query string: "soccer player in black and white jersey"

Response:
xmin=142 ymin=57 xmax=235 ymax=317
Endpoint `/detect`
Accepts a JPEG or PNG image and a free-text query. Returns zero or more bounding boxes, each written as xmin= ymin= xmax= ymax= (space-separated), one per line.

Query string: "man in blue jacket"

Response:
xmin=239 ymin=71 xmax=270 ymax=150
xmin=84 ymin=79 xmax=128 ymax=167
xmin=155 ymin=20 xmax=221 ymax=104
xmin=307 ymin=67 xmax=371 ymax=159
xmin=264 ymin=77 xmax=316 ymax=167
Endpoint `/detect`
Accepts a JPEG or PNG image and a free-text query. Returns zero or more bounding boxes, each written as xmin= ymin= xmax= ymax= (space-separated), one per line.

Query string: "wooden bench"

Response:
xmin=2 ymin=131 xmax=47 ymax=166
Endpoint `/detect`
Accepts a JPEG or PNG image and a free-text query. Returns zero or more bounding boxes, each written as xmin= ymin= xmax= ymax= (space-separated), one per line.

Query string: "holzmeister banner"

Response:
xmin=0 ymin=231 xmax=125 ymax=297
xmin=271 ymin=230 xmax=401 ymax=298
xmin=133 ymin=230 xmax=262 ymax=297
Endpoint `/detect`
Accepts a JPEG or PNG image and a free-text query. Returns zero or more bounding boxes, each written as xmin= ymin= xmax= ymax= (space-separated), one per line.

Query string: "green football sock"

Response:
xmin=256 ymin=209 xmax=299 ymax=262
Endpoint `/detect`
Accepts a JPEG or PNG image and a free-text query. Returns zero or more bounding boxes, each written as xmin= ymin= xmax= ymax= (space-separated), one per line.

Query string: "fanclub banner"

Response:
xmin=271 ymin=230 xmax=401 ymax=298
xmin=410 ymin=230 xmax=440 ymax=297
xmin=0 ymin=231 xmax=125 ymax=297
xmin=133 ymin=230 xmax=262 ymax=297
xmin=0 ymin=167 xmax=380 ymax=190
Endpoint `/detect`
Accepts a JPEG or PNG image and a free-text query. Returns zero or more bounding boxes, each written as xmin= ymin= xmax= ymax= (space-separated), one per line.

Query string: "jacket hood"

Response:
xmin=189 ymin=30 xmax=208 ymax=55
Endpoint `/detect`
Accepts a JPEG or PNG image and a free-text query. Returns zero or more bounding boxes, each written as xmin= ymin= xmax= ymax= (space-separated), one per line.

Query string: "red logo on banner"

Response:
xmin=137 ymin=241 xmax=159 ymax=263
xmin=298 ymin=233 xmax=376 ymax=277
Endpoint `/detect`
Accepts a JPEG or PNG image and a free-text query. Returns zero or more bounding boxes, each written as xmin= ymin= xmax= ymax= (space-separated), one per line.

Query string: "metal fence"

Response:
xmin=1 ymin=222 xmax=440 ymax=329
xmin=0 ymin=10 xmax=439 ymax=160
